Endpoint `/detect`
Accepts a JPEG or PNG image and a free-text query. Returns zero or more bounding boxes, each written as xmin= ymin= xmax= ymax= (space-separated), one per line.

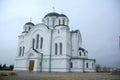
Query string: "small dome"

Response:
xmin=25 ymin=22 xmax=35 ymax=26
xmin=59 ymin=14 xmax=68 ymax=18
xmin=44 ymin=12 xmax=59 ymax=18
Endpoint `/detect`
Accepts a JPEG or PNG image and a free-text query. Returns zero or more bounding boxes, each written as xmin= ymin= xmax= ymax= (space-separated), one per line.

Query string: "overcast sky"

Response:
xmin=0 ymin=0 xmax=120 ymax=68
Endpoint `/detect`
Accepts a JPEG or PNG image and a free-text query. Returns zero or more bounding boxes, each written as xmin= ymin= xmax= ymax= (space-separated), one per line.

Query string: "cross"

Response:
xmin=61 ymin=9 xmax=63 ymax=14
xmin=52 ymin=7 xmax=55 ymax=12
xmin=30 ymin=17 xmax=32 ymax=22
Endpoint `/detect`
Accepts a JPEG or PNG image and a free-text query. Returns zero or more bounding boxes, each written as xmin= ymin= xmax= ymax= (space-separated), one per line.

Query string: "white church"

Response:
xmin=14 ymin=11 xmax=96 ymax=72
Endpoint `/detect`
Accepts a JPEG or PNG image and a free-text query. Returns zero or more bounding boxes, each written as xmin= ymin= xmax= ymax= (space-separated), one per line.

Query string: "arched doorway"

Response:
xmin=27 ymin=53 xmax=35 ymax=71
xmin=29 ymin=60 xmax=34 ymax=71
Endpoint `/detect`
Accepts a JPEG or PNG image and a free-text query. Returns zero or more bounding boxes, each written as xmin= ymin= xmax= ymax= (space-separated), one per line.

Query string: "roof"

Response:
xmin=44 ymin=12 xmax=68 ymax=18
xmin=59 ymin=14 xmax=68 ymax=17
xmin=44 ymin=12 xmax=59 ymax=18
xmin=79 ymin=47 xmax=85 ymax=51
xmin=25 ymin=22 xmax=35 ymax=26
xmin=79 ymin=47 xmax=88 ymax=53
xmin=71 ymin=30 xmax=79 ymax=33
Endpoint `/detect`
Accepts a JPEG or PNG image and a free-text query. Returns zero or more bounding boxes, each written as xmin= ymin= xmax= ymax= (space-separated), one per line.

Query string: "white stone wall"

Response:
xmin=14 ymin=12 xmax=96 ymax=72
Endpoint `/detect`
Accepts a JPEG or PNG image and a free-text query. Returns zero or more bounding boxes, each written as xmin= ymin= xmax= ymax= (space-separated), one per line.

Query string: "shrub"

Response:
xmin=0 ymin=73 xmax=8 ymax=76
xmin=0 ymin=64 xmax=2 ymax=70
xmin=8 ymin=72 xmax=17 ymax=76
xmin=9 ymin=65 xmax=14 ymax=70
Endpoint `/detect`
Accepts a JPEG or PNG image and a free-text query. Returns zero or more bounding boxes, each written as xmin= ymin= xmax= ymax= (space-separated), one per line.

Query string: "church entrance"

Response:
xmin=29 ymin=60 xmax=34 ymax=71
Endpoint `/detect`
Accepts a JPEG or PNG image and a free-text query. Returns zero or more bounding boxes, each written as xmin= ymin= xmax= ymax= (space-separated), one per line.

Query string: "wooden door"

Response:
xmin=29 ymin=60 xmax=34 ymax=71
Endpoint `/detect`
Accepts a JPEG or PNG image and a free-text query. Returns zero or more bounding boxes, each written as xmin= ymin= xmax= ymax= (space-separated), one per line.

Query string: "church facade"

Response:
xmin=14 ymin=12 xmax=96 ymax=72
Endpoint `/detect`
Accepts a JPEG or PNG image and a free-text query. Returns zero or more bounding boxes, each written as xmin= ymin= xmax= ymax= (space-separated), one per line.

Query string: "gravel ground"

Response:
xmin=0 ymin=71 xmax=120 ymax=80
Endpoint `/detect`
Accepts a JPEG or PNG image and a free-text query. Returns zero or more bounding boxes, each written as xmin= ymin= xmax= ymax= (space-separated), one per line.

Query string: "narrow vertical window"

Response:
xmin=84 ymin=52 xmax=85 ymax=56
xmin=63 ymin=19 xmax=65 ymax=25
xmin=40 ymin=37 xmax=43 ymax=49
xmin=60 ymin=43 xmax=62 ymax=55
xmin=55 ymin=43 xmax=58 ymax=55
xmin=79 ymin=52 xmax=81 ymax=56
xmin=59 ymin=19 xmax=61 ymax=25
xmin=53 ymin=18 xmax=55 ymax=27
xmin=19 ymin=47 xmax=22 ymax=56
xmin=28 ymin=26 xmax=31 ymax=30
xmin=22 ymin=46 xmax=25 ymax=56
xmin=70 ymin=62 xmax=73 ymax=68
xmin=92 ymin=63 xmax=94 ymax=68
xmin=36 ymin=34 xmax=39 ymax=49
xmin=25 ymin=26 xmax=27 ymax=31
xmin=47 ymin=18 xmax=49 ymax=25
xmin=32 ymin=38 xmax=35 ymax=49
xmin=86 ymin=63 xmax=88 ymax=68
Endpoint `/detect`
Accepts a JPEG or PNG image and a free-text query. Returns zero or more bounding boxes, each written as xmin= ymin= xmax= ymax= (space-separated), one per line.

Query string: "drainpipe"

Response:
xmin=69 ymin=32 xmax=72 ymax=72
xmin=39 ymin=53 xmax=43 ymax=72
xmin=49 ymin=29 xmax=53 ymax=72
xmin=83 ymin=58 xmax=85 ymax=72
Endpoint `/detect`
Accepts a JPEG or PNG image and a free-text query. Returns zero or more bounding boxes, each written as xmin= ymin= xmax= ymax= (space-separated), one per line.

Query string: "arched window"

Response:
xmin=22 ymin=46 xmax=25 ymax=56
xmin=79 ymin=52 xmax=81 ymax=56
xmin=19 ymin=47 xmax=22 ymax=56
xmin=84 ymin=52 xmax=85 ymax=56
xmin=92 ymin=63 xmax=94 ymax=68
xmin=25 ymin=26 xmax=27 ymax=31
xmin=36 ymin=34 xmax=39 ymax=49
xmin=59 ymin=19 xmax=61 ymax=25
xmin=70 ymin=62 xmax=73 ymax=68
xmin=47 ymin=18 xmax=49 ymax=25
xmin=86 ymin=63 xmax=88 ymax=68
xmin=53 ymin=18 xmax=55 ymax=26
xmin=63 ymin=19 xmax=65 ymax=25
xmin=28 ymin=26 xmax=31 ymax=30
xmin=40 ymin=37 xmax=43 ymax=49
xmin=60 ymin=43 xmax=62 ymax=55
xmin=32 ymin=38 xmax=35 ymax=49
xmin=55 ymin=43 xmax=58 ymax=55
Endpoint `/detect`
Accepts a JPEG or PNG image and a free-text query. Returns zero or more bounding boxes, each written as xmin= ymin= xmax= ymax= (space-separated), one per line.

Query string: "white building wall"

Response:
xmin=15 ymin=12 xmax=96 ymax=72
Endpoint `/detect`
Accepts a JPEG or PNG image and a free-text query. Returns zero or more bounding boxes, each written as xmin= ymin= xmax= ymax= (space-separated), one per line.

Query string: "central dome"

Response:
xmin=44 ymin=12 xmax=59 ymax=18
xmin=42 ymin=12 xmax=69 ymax=29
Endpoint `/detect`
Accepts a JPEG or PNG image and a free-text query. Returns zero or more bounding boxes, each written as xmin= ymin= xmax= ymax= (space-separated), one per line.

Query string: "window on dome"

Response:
xmin=84 ymin=52 xmax=85 ymax=56
xmin=63 ymin=19 xmax=65 ymax=25
xmin=79 ymin=52 xmax=81 ymax=56
xmin=53 ymin=18 xmax=55 ymax=26
xmin=28 ymin=26 xmax=31 ymax=30
xmin=25 ymin=26 xmax=27 ymax=31
xmin=59 ymin=19 xmax=61 ymax=25
xmin=47 ymin=18 xmax=49 ymax=25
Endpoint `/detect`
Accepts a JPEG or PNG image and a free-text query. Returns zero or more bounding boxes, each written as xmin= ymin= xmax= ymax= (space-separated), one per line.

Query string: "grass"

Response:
xmin=0 ymin=72 xmax=120 ymax=80
xmin=8 ymin=72 xmax=17 ymax=76
xmin=0 ymin=71 xmax=17 ymax=77
xmin=0 ymin=73 xmax=8 ymax=76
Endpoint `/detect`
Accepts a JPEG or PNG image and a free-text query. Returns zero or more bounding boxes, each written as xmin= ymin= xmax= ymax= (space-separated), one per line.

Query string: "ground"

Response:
xmin=0 ymin=71 xmax=120 ymax=80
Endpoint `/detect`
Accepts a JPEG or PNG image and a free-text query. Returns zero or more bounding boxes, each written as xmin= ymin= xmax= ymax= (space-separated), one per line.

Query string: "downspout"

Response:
xmin=83 ymin=58 xmax=85 ymax=72
xmin=69 ymin=32 xmax=72 ymax=72
xmin=40 ymin=53 xmax=43 ymax=72
xmin=49 ymin=29 xmax=53 ymax=72
xmin=33 ymin=48 xmax=43 ymax=72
